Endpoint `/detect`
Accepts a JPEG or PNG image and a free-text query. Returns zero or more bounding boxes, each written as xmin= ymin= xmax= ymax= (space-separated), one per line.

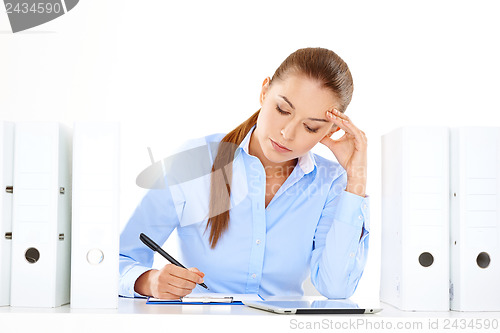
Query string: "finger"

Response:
xmin=319 ymin=134 xmax=334 ymax=149
xmin=164 ymin=264 xmax=204 ymax=285
xmin=342 ymin=121 xmax=367 ymax=147
xmin=325 ymin=115 xmax=366 ymax=151
xmin=188 ymin=267 xmax=205 ymax=278
xmin=325 ymin=110 xmax=343 ymax=128
xmin=326 ymin=111 xmax=354 ymax=136
xmin=162 ymin=273 xmax=198 ymax=290
xmin=333 ymin=110 xmax=366 ymax=144
xmin=330 ymin=108 xmax=351 ymax=122
xmin=328 ymin=109 xmax=364 ymax=140
xmin=341 ymin=119 xmax=366 ymax=141
xmin=160 ymin=282 xmax=194 ymax=298
xmin=159 ymin=265 xmax=203 ymax=289
xmin=330 ymin=109 xmax=362 ymax=137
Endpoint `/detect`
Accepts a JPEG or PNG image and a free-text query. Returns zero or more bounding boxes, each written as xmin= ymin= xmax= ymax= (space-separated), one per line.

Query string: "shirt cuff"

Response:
xmin=334 ymin=191 xmax=370 ymax=232
xmin=120 ymin=265 xmax=154 ymax=298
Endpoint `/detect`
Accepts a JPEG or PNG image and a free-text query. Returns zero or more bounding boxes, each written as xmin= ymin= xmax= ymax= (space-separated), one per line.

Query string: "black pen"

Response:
xmin=139 ymin=233 xmax=209 ymax=290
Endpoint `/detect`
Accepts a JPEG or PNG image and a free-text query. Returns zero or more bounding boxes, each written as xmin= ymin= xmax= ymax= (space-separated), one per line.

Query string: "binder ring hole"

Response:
xmin=87 ymin=249 xmax=104 ymax=265
xmin=25 ymin=248 xmax=40 ymax=264
xmin=476 ymin=252 xmax=490 ymax=269
xmin=418 ymin=252 xmax=434 ymax=267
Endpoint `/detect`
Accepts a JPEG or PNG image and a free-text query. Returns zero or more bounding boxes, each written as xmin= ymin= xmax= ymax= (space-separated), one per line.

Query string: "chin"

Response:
xmin=264 ymin=148 xmax=296 ymax=164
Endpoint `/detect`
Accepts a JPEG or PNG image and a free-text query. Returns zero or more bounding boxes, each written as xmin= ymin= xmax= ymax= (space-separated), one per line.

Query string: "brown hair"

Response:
xmin=205 ymin=47 xmax=354 ymax=248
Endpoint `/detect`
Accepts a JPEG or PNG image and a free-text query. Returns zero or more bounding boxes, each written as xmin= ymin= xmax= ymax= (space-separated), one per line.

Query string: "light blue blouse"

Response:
xmin=119 ymin=125 xmax=370 ymax=298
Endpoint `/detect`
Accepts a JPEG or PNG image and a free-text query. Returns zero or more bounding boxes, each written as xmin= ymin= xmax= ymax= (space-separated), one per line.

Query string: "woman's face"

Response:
xmin=252 ymin=73 xmax=341 ymax=166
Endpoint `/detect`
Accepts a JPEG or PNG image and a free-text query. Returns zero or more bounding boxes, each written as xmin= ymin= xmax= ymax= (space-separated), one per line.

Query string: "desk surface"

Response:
xmin=2 ymin=297 xmax=499 ymax=333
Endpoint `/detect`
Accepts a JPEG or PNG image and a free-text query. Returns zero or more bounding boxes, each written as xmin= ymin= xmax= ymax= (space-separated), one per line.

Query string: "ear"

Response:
xmin=259 ymin=77 xmax=271 ymax=106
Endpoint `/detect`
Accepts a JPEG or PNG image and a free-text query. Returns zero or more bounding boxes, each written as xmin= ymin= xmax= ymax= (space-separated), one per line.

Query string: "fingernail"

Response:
xmin=343 ymin=119 xmax=349 ymax=124
xmin=334 ymin=109 xmax=340 ymax=114
xmin=326 ymin=111 xmax=333 ymax=118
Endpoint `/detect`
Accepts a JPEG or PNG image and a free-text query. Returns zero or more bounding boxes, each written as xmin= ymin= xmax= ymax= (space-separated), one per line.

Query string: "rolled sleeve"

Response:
xmin=119 ymin=264 xmax=153 ymax=298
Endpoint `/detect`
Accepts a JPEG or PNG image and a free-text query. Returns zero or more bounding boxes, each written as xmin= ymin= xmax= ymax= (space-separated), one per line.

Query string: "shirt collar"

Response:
xmin=238 ymin=124 xmax=316 ymax=175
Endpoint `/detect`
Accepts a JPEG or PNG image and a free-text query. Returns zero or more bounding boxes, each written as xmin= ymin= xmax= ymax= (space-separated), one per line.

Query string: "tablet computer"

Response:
xmin=243 ymin=299 xmax=382 ymax=314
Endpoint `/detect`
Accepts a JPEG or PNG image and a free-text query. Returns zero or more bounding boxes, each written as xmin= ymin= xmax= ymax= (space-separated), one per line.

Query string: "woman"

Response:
xmin=119 ymin=47 xmax=369 ymax=300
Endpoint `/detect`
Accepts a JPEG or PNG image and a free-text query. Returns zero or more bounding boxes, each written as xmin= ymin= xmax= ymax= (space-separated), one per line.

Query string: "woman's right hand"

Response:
xmin=134 ymin=264 xmax=205 ymax=299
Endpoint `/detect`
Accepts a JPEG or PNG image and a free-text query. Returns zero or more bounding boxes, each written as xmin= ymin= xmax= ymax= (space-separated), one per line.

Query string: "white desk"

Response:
xmin=1 ymin=298 xmax=499 ymax=333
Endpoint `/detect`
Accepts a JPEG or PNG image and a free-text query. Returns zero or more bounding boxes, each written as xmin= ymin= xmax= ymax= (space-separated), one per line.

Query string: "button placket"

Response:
xmin=245 ymin=164 xmax=266 ymax=294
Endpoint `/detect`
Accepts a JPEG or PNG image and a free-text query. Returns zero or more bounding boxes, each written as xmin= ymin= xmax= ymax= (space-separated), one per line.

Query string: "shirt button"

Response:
xmin=252 ymin=274 xmax=257 ymax=279
xmin=256 ymin=239 xmax=261 ymax=245
xmin=363 ymin=204 xmax=367 ymax=210
xmin=358 ymin=215 xmax=363 ymax=220
xmin=350 ymin=253 xmax=355 ymax=258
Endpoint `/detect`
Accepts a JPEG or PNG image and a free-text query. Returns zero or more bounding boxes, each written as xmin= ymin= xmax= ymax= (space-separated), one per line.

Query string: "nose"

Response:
xmin=281 ymin=121 xmax=296 ymax=141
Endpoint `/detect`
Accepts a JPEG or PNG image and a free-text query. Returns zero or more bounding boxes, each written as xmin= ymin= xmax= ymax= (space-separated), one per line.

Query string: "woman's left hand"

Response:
xmin=319 ymin=108 xmax=367 ymax=197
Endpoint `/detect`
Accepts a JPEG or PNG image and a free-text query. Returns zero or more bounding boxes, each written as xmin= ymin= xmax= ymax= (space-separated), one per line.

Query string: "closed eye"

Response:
xmin=304 ymin=125 xmax=318 ymax=133
xmin=276 ymin=105 xmax=289 ymax=115
xmin=275 ymin=106 xmax=319 ymax=133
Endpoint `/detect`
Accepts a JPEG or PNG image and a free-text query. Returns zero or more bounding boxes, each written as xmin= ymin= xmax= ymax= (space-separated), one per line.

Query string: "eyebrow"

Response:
xmin=278 ymin=95 xmax=329 ymax=123
xmin=278 ymin=95 xmax=295 ymax=109
xmin=307 ymin=117 xmax=329 ymax=123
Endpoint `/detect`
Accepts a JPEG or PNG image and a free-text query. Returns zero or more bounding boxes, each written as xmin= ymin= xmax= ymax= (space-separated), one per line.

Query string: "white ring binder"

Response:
xmin=450 ymin=127 xmax=500 ymax=311
xmin=10 ymin=122 xmax=72 ymax=308
xmin=70 ymin=122 xmax=120 ymax=309
xmin=381 ymin=127 xmax=450 ymax=311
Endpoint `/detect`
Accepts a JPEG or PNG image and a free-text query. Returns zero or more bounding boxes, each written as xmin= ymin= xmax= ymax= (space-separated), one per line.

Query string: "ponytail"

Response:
xmin=206 ymin=109 xmax=260 ymax=248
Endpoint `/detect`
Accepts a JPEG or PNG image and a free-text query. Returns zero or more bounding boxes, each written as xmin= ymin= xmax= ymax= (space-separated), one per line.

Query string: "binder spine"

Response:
xmin=0 ymin=122 xmax=14 ymax=306
xmin=10 ymin=122 xmax=72 ymax=308
xmin=380 ymin=128 xmax=404 ymax=308
xmin=381 ymin=127 xmax=450 ymax=311
xmin=56 ymin=124 xmax=72 ymax=307
xmin=402 ymin=127 xmax=450 ymax=311
xmin=70 ymin=122 xmax=120 ymax=308
xmin=450 ymin=127 xmax=500 ymax=311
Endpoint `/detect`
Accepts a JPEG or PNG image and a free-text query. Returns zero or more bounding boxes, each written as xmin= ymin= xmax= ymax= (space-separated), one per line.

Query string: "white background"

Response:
xmin=2 ymin=0 xmax=500 ymax=302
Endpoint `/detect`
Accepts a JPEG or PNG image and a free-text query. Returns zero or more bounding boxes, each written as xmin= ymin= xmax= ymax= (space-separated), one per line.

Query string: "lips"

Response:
xmin=270 ymin=139 xmax=292 ymax=152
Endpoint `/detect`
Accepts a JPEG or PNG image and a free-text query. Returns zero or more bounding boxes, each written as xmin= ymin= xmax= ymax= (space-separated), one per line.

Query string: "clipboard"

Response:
xmin=146 ymin=293 xmax=264 ymax=305
xmin=148 ymin=296 xmax=240 ymax=305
